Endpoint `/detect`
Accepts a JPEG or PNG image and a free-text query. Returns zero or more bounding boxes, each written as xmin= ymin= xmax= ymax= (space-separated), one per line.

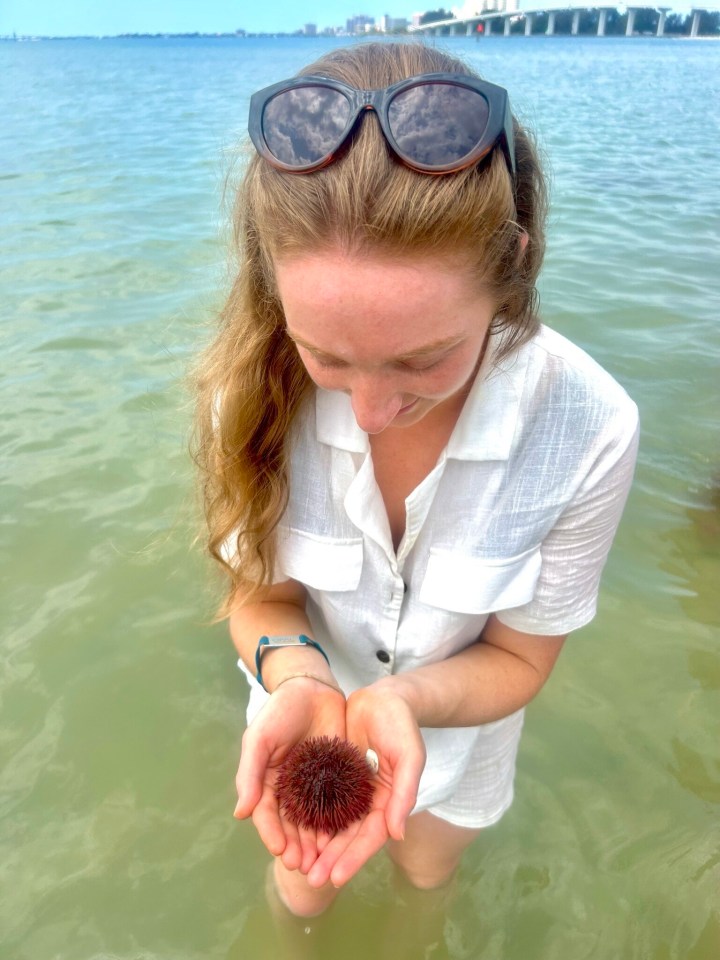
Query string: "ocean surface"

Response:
xmin=1 ymin=33 xmax=718 ymax=960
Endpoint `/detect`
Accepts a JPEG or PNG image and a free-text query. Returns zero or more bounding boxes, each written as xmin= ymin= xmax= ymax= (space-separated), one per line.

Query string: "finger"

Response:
xmin=234 ymin=762 xmax=263 ymax=821
xmin=305 ymin=826 xmax=359 ymax=889
xmin=279 ymin=820 xmax=303 ymax=872
xmin=234 ymin=730 xmax=272 ymax=819
xmin=383 ymin=752 xmax=424 ymax=842
xmin=316 ymin=830 xmax=333 ymax=854
xmin=384 ymin=773 xmax=419 ymax=841
xmin=327 ymin=809 xmax=389 ymax=888
xmin=305 ymin=807 xmax=388 ymax=889
xmin=252 ymin=786 xmax=287 ymax=858
xmin=297 ymin=826 xmax=321 ymax=875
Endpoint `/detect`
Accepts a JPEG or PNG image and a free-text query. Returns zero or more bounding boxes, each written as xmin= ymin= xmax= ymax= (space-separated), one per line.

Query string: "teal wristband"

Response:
xmin=254 ymin=634 xmax=330 ymax=692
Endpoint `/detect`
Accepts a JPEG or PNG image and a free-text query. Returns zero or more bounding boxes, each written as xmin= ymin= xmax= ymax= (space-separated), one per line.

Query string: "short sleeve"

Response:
xmin=495 ymin=401 xmax=639 ymax=635
xmin=219 ymin=528 xmax=292 ymax=586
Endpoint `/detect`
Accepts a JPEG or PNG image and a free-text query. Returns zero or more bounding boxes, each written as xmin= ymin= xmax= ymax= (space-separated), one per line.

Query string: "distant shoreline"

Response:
xmin=2 ymin=31 xmax=717 ymax=42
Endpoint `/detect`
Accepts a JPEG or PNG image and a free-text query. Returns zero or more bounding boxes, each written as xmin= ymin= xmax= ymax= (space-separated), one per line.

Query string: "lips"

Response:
xmin=398 ymin=399 xmax=419 ymax=415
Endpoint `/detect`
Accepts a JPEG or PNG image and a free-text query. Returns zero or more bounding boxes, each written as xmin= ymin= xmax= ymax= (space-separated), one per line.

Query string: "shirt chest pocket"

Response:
xmin=277 ymin=526 xmax=364 ymax=592
xmin=419 ymin=546 xmax=541 ymax=615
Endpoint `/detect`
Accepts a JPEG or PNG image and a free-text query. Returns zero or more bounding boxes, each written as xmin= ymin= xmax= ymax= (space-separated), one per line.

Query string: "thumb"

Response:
xmin=233 ymin=731 xmax=270 ymax=819
xmin=233 ymin=776 xmax=262 ymax=819
xmin=385 ymin=750 xmax=424 ymax=841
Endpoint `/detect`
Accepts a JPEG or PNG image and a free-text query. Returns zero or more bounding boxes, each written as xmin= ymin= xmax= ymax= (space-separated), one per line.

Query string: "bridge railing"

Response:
xmin=410 ymin=6 xmax=718 ymax=38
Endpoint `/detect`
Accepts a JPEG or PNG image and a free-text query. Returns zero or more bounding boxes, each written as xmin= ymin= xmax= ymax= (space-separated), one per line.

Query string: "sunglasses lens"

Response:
xmin=263 ymin=86 xmax=352 ymax=166
xmin=388 ymin=84 xmax=490 ymax=167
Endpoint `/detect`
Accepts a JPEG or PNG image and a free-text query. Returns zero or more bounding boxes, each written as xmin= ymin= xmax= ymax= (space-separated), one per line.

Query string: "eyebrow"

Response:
xmin=286 ymin=331 xmax=465 ymax=362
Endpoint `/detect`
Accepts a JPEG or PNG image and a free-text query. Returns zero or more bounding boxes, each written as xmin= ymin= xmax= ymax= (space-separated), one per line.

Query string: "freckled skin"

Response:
xmin=274 ymin=249 xmax=496 ymax=436
xmin=275 ymin=735 xmax=376 ymax=834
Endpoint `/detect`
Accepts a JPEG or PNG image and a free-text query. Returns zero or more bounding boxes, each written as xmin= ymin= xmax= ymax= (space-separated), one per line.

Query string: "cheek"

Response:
xmin=419 ymin=352 xmax=480 ymax=397
xmin=299 ymin=356 xmax=348 ymax=391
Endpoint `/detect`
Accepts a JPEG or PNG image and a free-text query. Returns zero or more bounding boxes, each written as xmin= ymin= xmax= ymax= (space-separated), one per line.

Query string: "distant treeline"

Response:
xmin=419 ymin=8 xmax=455 ymax=23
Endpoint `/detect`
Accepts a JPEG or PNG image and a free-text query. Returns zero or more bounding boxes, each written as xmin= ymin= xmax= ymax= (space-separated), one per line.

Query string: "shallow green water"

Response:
xmin=1 ymin=34 xmax=718 ymax=960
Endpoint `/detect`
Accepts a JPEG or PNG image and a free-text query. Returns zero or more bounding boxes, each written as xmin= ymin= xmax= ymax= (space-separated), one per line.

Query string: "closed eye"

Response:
xmin=396 ymin=347 xmax=457 ymax=372
xmin=297 ymin=341 xmax=458 ymax=372
xmin=397 ymin=358 xmax=443 ymax=373
xmin=307 ymin=352 xmax=348 ymax=369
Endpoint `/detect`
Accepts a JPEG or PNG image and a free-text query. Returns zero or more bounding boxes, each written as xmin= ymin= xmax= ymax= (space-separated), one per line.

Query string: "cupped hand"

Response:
xmin=233 ymin=677 xmax=346 ymax=870
xmin=304 ymin=681 xmax=426 ymax=889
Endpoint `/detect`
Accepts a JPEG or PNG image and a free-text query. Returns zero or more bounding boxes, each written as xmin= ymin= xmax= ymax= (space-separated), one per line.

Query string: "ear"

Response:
xmin=516 ymin=228 xmax=529 ymax=265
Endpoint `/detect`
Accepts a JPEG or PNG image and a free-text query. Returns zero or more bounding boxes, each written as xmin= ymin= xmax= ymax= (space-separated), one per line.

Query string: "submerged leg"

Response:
xmin=377 ymin=811 xmax=482 ymax=959
xmin=386 ymin=809 xmax=482 ymax=890
xmin=269 ymin=856 xmax=340 ymax=918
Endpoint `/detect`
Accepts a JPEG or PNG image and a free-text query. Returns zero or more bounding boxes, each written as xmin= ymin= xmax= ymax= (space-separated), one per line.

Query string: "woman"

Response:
xmin=194 ymin=43 xmax=638 ymax=919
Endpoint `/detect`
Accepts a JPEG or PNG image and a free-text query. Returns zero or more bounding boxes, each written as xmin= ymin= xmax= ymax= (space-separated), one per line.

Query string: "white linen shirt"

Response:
xmin=240 ymin=324 xmax=639 ymax=812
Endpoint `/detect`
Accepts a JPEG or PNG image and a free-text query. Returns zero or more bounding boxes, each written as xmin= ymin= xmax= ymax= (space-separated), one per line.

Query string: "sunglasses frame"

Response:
xmin=248 ymin=72 xmax=516 ymax=178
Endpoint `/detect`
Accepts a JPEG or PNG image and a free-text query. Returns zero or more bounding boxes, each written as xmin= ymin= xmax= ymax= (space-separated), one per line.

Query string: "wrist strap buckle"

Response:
xmin=254 ymin=634 xmax=330 ymax=692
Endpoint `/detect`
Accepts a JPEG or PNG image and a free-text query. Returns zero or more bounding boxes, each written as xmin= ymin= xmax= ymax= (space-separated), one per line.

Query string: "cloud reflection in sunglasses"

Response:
xmin=263 ymin=83 xmax=491 ymax=168
xmin=388 ymin=86 xmax=489 ymax=166
xmin=264 ymin=88 xmax=351 ymax=165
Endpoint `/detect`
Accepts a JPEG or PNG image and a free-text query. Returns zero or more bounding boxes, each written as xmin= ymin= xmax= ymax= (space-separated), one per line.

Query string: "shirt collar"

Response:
xmin=446 ymin=330 xmax=529 ymax=461
xmin=314 ymin=329 xmax=530 ymax=461
xmin=315 ymin=387 xmax=369 ymax=453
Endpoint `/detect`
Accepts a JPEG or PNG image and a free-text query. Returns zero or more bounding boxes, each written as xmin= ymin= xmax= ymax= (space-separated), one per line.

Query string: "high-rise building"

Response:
xmin=379 ymin=15 xmax=409 ymax=32
xmin=346 ymin=14 xmax=375 ymax=34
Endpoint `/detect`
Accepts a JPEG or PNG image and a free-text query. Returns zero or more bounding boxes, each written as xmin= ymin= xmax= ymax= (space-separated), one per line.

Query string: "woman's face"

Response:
xmin=274 ymin=248 xmax=496 ymax=435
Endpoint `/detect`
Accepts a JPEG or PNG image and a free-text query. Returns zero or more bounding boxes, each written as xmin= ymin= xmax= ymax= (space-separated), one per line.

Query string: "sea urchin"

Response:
xmin=275 ymin=735 xmax=376 ymax=834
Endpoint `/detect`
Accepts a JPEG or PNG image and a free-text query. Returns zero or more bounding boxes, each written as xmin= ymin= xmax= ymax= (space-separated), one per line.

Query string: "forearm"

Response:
xmin=373 ymin=643 xmax=539 ymax=727
xmin=229 ymin=581 xmax=337 ymax=693
xmin=351 ymin=617 xmax=565 ymax=729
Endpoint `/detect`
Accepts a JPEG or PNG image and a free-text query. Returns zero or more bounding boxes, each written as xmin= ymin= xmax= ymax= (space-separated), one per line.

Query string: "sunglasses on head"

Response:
xmin=248 ymin=72 xmax=516 ymax=178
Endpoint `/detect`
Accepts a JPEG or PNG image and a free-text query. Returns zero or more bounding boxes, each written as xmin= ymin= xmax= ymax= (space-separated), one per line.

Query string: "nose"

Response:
xmin=349 ymin=376 xmax=404 ymax=434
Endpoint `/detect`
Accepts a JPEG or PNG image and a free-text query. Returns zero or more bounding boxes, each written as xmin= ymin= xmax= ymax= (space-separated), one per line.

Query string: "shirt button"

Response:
xmin=376 ymin=650 xmax=391 ymax=664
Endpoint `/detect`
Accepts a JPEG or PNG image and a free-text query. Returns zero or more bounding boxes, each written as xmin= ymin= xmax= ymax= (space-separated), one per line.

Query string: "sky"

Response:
xmin=0 ymin=0 xmax=696 ymax=38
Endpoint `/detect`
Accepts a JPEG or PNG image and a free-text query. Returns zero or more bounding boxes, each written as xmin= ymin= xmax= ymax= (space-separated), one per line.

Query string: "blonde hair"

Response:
xmin=193 ymin=42 xmax=548 ymax=614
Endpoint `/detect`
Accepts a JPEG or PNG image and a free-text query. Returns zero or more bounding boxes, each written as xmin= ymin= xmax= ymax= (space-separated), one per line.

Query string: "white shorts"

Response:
xmin=421 ymin=709 xmax=525 ymax=829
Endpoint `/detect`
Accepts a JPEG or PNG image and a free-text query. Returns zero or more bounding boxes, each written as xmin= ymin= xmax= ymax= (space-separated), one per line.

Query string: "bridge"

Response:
xmin=410 ymin=4 xmax=718 ymax=38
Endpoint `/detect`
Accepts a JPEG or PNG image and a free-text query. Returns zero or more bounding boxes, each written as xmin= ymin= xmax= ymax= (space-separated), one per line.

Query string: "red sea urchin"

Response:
xmin=275 ymin=735 xmax=376 ymax=834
